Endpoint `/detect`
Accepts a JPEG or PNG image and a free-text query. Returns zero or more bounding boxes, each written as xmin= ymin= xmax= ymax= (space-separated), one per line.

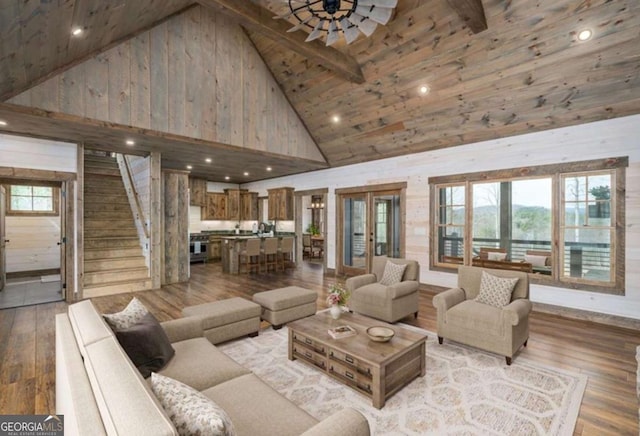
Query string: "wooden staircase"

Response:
xmin=83 ymin=153 xmax=151 ymax=298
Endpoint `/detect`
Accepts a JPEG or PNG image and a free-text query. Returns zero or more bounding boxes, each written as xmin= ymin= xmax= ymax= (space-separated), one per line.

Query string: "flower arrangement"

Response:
xmin=326 ymin=284 xmax=350 ymax=307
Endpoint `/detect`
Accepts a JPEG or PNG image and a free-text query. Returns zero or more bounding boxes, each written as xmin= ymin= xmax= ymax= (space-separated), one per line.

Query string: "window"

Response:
xmin=7 ymin=185 xmax=59 ymax=216
xmin=430 ymin=157 xmax=627 ymax=295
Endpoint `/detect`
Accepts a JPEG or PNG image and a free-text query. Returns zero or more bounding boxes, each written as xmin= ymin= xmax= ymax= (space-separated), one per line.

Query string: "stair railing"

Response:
xmin=116 ymin=154 xmax=150 ymax=240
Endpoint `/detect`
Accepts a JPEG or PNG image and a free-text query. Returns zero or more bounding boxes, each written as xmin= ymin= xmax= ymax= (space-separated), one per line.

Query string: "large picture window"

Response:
xmin=430 ymin=157 xmax=626 ymax=294
xmin=6 ymin=185 xmax=60 ymax=216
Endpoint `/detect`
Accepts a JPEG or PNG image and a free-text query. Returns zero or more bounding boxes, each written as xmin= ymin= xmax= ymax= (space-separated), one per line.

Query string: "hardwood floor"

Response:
xmin=0 ymin=261 xmax=638 ymax=435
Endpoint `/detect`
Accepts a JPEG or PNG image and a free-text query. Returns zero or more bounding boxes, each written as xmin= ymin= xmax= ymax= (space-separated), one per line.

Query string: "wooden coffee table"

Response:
xmin=287 ymin=311 xmax=427 ymax=409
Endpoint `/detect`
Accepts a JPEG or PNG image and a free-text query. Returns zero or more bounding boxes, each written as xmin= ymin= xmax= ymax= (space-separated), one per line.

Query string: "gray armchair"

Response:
xmin=432 ymin=265 xmax=531 ymax=365
xmin=346 ymin=256 xmax=420 ymax=323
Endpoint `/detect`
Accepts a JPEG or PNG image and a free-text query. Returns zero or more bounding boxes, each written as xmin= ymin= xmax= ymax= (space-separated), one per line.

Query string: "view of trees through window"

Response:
xmin=8 ymin=185 xmax=56 ymax=213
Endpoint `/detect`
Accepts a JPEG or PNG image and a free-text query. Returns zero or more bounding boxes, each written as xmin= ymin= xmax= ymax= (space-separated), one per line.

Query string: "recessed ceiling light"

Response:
xmin=125 ymin=139 xmax=135 ymax=146
xmin=331 ymin=115 xmax=340 ymax=123
xmin=266 ymin=167 xmax=272 ymax=172
xmin=186 ymin=165 xmax=193 ymax=170
xmin=71 ymin=27 xmax=83 ymax=36
xmin=205 ymin=158 xmax=212 ymax=163
xmin=224 ymin=176 xmax=230 ymax=180
xmin=419 ymin=85 xmax=430 ymax=95
xmin=577 ymin=29 xmax=592 ymax=41
xmin=0 ymin=120 xmax=7 ymax=126
xmin=243 ymin=172 xmax=249 ymax=176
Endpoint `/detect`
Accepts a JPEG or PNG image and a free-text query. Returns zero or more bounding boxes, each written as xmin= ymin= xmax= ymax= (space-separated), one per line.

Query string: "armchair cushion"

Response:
xmin=475 ymin=271 xmax=519 ymax=308
xmin=379 ymin=261 xmax=407 ymax=286
xmin=388 ymin=281 xmax=420 ymax=299
xmin=446 ymin=300 xmax=503 ymax=333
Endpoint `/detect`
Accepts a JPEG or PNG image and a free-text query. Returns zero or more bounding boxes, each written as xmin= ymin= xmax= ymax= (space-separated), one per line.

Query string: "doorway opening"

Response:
xmin=294 ymin=189 xmax=328 ymax=272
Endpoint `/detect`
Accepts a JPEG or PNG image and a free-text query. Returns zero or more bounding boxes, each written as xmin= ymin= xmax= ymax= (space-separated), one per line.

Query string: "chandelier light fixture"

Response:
xmin=274 ymin=0 xmax=398 ymax=46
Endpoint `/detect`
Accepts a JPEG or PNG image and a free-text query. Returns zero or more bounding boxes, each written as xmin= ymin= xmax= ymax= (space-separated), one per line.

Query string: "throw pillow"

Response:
xmin=151 ymin=373 xmax=236 ymax=436
xmin=487 ymin=251 xmax=507 ymax=261
xmin=475 ymin=271 xmax=519 ymax=308
xmin=115 ymin=312 xmax=175 ymax=378
xmin=379 ymin=261 xmax=407 ymax=286
xmin=103 ymin=297 xmax=149 ymax=331
xmin=524 ymin=254 xmax=548 ymax=267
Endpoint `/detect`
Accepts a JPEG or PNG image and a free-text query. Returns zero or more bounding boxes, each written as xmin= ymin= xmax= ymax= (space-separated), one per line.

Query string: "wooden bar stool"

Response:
xmin=261 ymin=238 xmax=279 ymax=272
xmin=277 ymin=237 xmax=295 ymax=271
xmin=239 ymin=238 xmax=261 ymax=273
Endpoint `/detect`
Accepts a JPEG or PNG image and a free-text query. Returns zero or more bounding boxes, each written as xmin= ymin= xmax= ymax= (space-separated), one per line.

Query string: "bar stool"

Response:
xmin=239 ymin=238 xmax=261 ymax=273
xmin=261 ymin=238 xmax=279 ymax=272
xmin=277 ymin=237 xmax=295 ymax=271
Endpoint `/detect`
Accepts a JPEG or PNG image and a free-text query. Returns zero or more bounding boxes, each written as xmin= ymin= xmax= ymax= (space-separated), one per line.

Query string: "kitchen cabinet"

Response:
xmin=208 ymin=236 xmax=222 ymax=261
xmin=189 ymin=177 xmax=207 ymax=207
xmin=225 ymin=189 xmax=246 ymax=221
xmin=241 ymin=192 xmax=258 ymax=221
xmin=203 ymin=193 xmax=227 ymax=220
xmin=268 ymin=187 xmax=294 ymax=220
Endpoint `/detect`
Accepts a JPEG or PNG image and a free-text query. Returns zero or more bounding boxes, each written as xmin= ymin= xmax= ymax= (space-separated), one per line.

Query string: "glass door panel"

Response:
xmin=342 ymin=196 xmax=368 ymax=275
xmin=373 ymin=194 xmax=400 ymax=259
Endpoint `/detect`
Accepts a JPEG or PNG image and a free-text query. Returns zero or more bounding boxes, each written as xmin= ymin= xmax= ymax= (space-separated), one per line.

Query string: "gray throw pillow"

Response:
xmin=151 ymin=373 xmax=236 ymax=436
xmin=115 ymin=312 xmax=175 ymax=378
xmin=379 ymin=261 xmax=407 ymax=286
xmin=475 ymin=271 xmax=519 ymax=308
xmin=103 ymin=297 xmax=149 ymax=330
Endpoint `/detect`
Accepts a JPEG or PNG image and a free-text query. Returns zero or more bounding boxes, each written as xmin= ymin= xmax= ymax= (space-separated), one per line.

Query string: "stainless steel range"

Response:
xmin=189 ymin=233 xmax=209 ymax=263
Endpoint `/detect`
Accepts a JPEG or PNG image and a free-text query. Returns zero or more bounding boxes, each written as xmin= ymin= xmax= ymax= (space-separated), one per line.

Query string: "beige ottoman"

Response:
xmin=253 ymin=286 xmax=317 ymax=329
xmin=182 ymin=297 xmax=261 ymax=344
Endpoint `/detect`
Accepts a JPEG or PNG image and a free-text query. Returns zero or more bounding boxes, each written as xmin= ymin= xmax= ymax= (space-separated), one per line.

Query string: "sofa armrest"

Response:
xmin=300 ymin=408 xmax=370 ymax=436
xmin=502 ymin=299 xmax=532 ymax=326
xmin=345 ymin=274 xmax=377 ymax=292
xmin=160 ymin=317 xmax=203 ymax=343
xmin=432 ymin=288 xmax=466 ymax=312
xmin=388 ymin=281 xmax=419 ymax=299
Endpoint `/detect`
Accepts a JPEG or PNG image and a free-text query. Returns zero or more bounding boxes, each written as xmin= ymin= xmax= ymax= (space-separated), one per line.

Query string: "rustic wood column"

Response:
xmin=162 ymin=169 xmax=189 ymax=285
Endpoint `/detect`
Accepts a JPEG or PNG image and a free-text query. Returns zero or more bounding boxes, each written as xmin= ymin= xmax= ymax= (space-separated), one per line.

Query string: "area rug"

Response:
xmin=218 ymin=326 xmax=587 ymax=436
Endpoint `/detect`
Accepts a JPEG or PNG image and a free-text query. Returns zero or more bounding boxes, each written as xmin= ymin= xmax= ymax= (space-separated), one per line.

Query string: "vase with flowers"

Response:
xmin=326 ymin=284 xmax=350 ymax=320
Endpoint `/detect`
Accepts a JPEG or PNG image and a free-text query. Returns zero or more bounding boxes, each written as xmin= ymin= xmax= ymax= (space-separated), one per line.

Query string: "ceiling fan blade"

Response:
xmin=273 ymin=10 xmax=294 ymax=19
xmin=355 ymin=5 xmax=394 ymax=25
xmin=305 ymin=20 xmax=326 ymax=42
xmin=357 ymin=0 xmax=398 ymax=7
xmin=287 ymin=16 xmax=312 ymax=32
xmin=326 ymin=20 xmax=341 ymax=46
xmin=348 ymin=13 xmax=378 ymax=36
xmin=340 ymin=17 xmax=360 ymax=44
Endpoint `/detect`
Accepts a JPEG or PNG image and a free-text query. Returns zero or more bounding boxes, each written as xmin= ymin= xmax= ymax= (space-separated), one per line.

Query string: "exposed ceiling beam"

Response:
xmin=446 ymin=0 xmax=488 ymax=34
xmin=195 ymin=0 xmax=365 ymax=84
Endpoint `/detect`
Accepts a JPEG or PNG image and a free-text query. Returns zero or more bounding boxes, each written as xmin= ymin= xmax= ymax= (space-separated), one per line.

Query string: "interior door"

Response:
xmin=342 ymin=195 xmax=368 ymax=275
xmin=0 ymin=186 xmax=5 ymax=291
xmin=373 ymin=192 xmax=401 ymax=259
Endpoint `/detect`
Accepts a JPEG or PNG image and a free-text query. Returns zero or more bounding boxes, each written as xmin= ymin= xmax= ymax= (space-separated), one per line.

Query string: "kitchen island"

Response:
xmin=221 ymin=235 xmax=295 ymax=274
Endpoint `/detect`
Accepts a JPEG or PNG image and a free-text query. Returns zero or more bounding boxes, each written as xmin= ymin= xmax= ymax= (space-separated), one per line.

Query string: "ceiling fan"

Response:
xmin=274 ymin=0 xmax=398 ymax=46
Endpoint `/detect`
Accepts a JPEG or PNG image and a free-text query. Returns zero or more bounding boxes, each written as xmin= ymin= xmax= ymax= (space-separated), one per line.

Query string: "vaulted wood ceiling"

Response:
xmin=1 ymin=0 xmax=639 ymax=180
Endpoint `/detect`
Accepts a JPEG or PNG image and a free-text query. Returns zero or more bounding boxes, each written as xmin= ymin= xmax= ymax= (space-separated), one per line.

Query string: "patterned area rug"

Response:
xmin=218 ymin=326 xmax=587 ymax=436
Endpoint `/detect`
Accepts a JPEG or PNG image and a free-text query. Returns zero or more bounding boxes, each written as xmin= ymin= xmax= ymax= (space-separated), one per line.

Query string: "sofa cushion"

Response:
xmin=103 ymin=297 xmax=149 ymax=330
xmin=151 ymin=373 xmax=235 ymax=436
xmin=475 ymin=271 xmax=519 ymax=308
xmin=379 ymin=261 xmax=407 ymax=286
xmin=203 ymin=374 xmax=317 ymax=436
xmin=158 ymin=338 xmax=250 ymax=391
xmin=115 ymin=312 xmax=175 ymax=378
xmin=68 ymin=300 xmax=114 ymax=355
xmin=446 ymin=300 xmax=502 ymax=333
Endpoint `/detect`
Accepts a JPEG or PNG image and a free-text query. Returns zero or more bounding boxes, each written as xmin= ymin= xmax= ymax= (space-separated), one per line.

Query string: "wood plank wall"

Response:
xmin=8 ymin=6 xmax=324 ymax=163
xmin=162 ymin=170 xmax=189 ymax=285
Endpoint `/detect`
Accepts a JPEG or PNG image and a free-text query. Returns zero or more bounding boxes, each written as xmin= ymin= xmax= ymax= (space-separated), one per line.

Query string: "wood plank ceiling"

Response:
xmin=1 ymin=0 xmax=639 ymax=178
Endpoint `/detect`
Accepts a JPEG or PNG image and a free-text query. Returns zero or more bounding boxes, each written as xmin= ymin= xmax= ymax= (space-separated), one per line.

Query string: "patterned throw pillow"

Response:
xmin=379 ymin=261 xmax=407 ymax=286
xmin=103 ymin=297 xmax=149 ymax=331
xmin=475 ymin=271 xmax=519 ymax=308
xmin=151 ymin=373 xmax=236 ymax=436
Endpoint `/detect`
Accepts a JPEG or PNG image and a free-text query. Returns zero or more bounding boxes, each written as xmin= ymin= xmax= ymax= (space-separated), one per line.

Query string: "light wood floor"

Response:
xmin=0 ymin=261 xmax=638 ymax=435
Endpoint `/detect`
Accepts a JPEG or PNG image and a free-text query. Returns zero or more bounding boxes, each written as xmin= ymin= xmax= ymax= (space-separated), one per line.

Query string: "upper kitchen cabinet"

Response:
xmin=189 ymin=177 xmax=207 ymax=207
xmin=203 ymin=192 xmax=227 ymax=220
xmin=268 ymin=187 xmax=294 ymax=220
xmin=241 ymin=191 xmax=258 ymax=221
xmin=225 ymin=188 xmax=246 ymax=221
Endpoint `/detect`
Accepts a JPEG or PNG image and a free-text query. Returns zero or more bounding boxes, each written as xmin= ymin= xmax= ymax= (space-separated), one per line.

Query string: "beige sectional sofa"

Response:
xmin=56 ymin=300 xmax=370 ymax=436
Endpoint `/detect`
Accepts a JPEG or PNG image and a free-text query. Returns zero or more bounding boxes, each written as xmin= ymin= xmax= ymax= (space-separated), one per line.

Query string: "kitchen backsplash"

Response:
xmin=189 ymin=205 xmax=294 ymax=234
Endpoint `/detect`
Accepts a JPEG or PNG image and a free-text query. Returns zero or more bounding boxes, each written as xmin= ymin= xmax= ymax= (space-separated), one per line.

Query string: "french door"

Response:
xmin=337 ymin=183 xmax=406 ymax=276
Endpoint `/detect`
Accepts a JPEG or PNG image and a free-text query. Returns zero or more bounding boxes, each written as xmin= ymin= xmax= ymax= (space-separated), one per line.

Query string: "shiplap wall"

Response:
xmin=127 ymin=155 xmax=151 ymax=268
xmin=9 ymin=6 xmax=324 ymax=163
xmin=244 ymin=114 xmax=640 ymax=320
xmin=5 ymin=216 xmax=60 ymax=273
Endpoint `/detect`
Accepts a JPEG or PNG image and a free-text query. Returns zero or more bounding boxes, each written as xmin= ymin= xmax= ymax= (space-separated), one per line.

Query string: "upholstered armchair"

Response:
xmin=432 ymin=265 xmax=531 ymax=365
xmin=346 ymin=256 xmax=420 ymax=323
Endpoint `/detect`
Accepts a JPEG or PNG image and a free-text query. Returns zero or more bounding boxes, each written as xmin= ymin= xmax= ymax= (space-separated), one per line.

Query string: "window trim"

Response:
xmin=6 ymin=184 xmax=60 ymax=217
xmin=429 ymin=157 xmax=627 ymax=295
